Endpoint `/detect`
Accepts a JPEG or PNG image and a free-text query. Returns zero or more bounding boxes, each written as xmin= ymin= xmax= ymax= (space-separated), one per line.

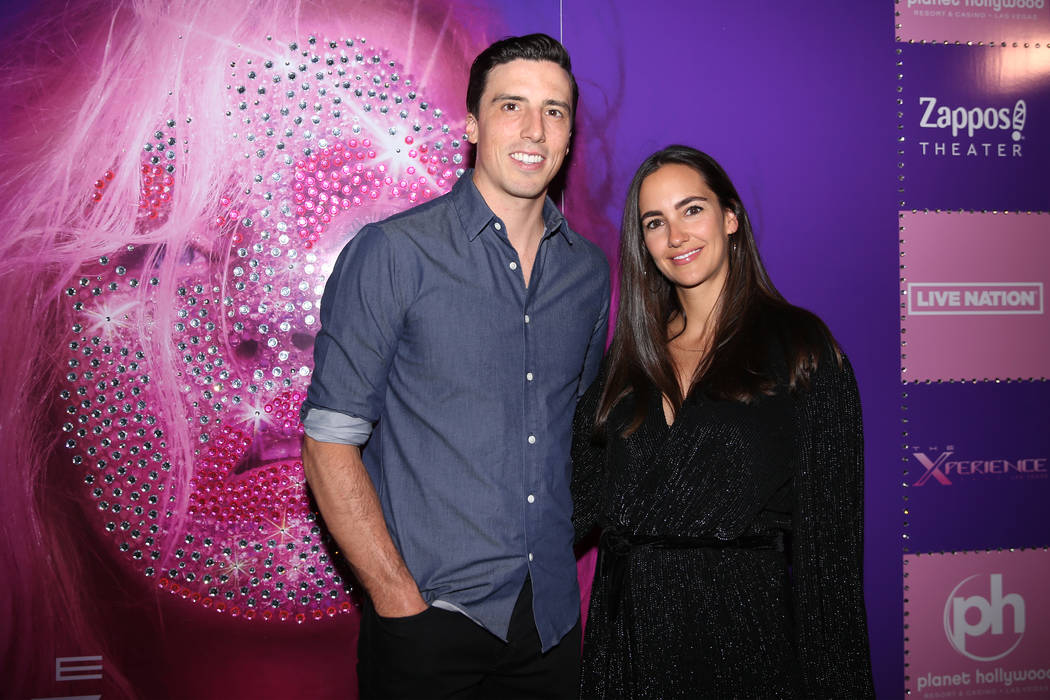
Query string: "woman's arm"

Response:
xmin=791 ymin=351 xmax=876 ymax=698
xmin=571 ymin=375 xmax=606 ymax=545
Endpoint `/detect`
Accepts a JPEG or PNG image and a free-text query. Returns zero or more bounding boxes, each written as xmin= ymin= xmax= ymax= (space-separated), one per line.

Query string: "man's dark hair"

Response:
xmin=466 ymin=33 xmax=578 ymax=121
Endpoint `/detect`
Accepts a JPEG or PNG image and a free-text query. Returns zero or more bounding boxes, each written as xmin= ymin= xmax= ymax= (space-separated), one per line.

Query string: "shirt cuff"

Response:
xmin=302 ymin=407 xmax=373 ymax=446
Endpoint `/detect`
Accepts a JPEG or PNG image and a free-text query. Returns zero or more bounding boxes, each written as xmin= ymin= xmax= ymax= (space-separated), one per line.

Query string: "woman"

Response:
xmin=572 ymin=145 xmax=874 ymax=699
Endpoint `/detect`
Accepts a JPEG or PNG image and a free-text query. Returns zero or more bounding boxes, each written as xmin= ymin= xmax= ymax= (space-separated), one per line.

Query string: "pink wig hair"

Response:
xmin=0 ymin=1 xmax=619 ymax=696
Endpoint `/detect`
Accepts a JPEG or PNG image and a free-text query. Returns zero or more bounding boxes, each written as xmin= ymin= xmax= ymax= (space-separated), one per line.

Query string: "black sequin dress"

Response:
xmin=571 ymin=348 xmax=875 ymax=699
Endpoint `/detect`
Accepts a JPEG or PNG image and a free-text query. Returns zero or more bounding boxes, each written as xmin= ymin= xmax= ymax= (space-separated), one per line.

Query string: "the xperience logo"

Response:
xmin=913 ymin=450 xmax=953 ymax=486
xmin=911 ymin=448 xmax=1047 ymax=486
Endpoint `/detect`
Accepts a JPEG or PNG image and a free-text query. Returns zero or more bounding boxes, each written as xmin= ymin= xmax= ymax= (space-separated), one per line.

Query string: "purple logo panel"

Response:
xmin=902 ymin=382 xmax=1049 ymax=552
xmin=901 ymin=44 xmax=1050 ymax=210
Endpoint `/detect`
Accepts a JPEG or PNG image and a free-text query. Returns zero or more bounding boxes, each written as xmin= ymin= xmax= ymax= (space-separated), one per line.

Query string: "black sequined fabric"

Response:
xmin=572 ymin=351 xmax=875 ymax=699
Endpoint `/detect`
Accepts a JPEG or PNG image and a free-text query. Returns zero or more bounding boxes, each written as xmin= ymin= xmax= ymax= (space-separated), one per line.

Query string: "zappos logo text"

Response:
xmin=919 ymin=97 xmax=1027 ymax=140
xmin=943 ymin=574 xmax=1025 ymax=661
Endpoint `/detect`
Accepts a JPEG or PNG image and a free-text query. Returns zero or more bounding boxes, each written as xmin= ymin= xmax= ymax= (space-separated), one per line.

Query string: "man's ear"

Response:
xmin=465 ymin=113 xmax=478 ymax=144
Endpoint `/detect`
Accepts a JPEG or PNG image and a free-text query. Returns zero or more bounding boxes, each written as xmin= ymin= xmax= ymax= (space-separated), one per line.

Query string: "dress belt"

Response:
xmin=597 ymin=526 xmax=786 ymax=624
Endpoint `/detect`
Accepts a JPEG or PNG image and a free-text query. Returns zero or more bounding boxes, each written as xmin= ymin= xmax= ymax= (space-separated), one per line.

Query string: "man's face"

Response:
xmin=465 ymin=58 xmax=573 ymax=209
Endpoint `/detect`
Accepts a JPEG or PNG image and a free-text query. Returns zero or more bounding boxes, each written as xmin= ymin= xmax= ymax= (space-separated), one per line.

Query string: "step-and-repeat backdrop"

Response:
xmin=0 ymin=1 xmax=1046 ymax=698
xmin=897 ymin=3 xmax=1050 ymax=699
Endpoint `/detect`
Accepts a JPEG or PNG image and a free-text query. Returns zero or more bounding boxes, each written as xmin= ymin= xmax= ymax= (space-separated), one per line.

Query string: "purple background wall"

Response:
xmin=557 ymin=3 xmax=902 ymax=696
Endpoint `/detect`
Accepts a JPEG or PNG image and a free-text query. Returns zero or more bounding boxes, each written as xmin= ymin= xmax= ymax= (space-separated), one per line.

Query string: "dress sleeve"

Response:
xmin=791 ymin=352 xmax=875 ymax=698
xmin=571 ymin=373 xmax=605 ymax=545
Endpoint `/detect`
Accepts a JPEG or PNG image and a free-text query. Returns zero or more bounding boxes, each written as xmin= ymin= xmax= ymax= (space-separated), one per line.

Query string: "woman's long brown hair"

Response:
xmin=595 ymin=145 xmax=840 ymax=437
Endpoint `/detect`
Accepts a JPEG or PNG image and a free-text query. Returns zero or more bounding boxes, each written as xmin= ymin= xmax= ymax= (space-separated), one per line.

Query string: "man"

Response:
xmin=301 ymin=33 xmax=609 ymax=699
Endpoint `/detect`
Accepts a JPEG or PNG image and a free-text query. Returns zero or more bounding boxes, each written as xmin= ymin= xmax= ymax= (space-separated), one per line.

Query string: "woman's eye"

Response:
xmin=685 ymin=205 xmax=703 ymax=216
xmin=643 ymin=219 xmax=662 ymax=231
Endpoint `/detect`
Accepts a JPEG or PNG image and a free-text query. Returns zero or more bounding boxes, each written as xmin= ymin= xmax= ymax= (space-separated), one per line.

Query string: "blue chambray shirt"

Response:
xmin=304 ymin=171 xmax=610 ymax=651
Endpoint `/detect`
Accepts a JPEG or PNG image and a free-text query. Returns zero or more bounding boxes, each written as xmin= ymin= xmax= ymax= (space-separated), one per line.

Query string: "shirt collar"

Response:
xmin=451 ymin=169 xmax=570 ymax=244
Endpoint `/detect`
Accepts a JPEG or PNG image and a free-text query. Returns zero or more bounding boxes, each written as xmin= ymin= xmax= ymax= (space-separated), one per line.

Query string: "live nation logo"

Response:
xmin=911 ymin=445 xmax=1048 ymax=486
xmin=917 ymin=96 xmax=1027 ymax=159
xmin=907 ymin=283 xmax=1044 ymax=315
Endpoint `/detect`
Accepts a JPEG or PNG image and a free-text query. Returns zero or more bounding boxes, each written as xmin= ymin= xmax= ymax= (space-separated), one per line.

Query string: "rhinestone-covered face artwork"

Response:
xmin=61 ymin=35 xmax=469 ymax=623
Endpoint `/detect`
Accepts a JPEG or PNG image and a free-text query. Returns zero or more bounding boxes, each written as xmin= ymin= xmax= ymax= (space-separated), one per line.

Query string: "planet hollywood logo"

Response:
xmin=911 ymin=447 xmax=1047 ymax=486
xmin=917 ymin=96 xmax=1027 ymax=158
xmin=943 ymin=573 xmax=1025 ymax=662
xmin=913 ymin=556 xmax=1050 ymax=696
xmin=907 ymin=0 xmax=1048 ymax=11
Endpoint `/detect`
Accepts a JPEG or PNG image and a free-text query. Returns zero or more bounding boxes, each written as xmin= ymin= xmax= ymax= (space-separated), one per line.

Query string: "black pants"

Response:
xmin=358 ymin=577 xmax=581 ymax=699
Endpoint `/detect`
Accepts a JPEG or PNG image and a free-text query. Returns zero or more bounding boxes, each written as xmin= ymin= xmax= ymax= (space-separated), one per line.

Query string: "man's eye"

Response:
xmin=502 ymin=103 xmax=518 ymax=111
xmin=547 ymin=109 xmax=563 ymax=118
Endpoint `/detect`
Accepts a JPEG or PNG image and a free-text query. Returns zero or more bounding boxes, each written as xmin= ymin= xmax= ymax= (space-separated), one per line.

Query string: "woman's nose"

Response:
xmin=667 ymin=223 xmax=687 ymax=247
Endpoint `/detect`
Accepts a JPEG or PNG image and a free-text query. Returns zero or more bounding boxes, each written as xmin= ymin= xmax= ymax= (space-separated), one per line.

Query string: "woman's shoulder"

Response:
xmin=754 ymin=299 xmax=834 ymax=343
xmin=750 ymin=299 xmax=844 ymax=386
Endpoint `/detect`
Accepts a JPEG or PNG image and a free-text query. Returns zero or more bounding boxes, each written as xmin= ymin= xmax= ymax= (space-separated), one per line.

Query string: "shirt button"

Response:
xmin=528 ymin=552 xmax=534 ymax=562
xmin=509 ymin=261 xmax=518 ymax=271
xmin=527 ymin=494 xmax=535 ymax=503
xmin=494 ymin=222 xmax=502 ymax=231
xmin=528 ymin=435 xmax=536 ymax=444
xmin=524 ymin=314 xmax=530 ymax=324
xmin=526 ymin=372 xmax=534 ymax=381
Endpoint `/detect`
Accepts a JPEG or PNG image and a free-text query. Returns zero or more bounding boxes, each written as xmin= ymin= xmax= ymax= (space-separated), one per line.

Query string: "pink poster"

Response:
xmin=900 ymin=211 xmax=1050 ymax=382
xmin=896 ymin=0 xmax=1050 ymax=44
xmin=905 ymin=550 xmax=1050 ymax=698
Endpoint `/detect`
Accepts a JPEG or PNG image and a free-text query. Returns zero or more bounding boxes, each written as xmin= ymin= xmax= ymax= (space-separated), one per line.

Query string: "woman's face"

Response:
xmin=639 ymin=163 xmax=737 ymax=294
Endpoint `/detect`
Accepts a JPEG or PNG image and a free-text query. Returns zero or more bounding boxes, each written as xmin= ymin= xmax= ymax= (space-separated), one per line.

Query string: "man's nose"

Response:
xmin=520 ymin=107 xmax=545 ymax=142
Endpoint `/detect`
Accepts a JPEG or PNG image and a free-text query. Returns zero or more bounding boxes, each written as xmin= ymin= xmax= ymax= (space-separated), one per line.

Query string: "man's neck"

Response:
xmin=472 ymin=177 xmax=549 ymax=247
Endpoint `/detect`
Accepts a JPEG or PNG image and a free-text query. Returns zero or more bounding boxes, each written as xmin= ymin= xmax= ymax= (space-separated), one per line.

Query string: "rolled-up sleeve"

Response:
xmin=301 ymin=407 xmax=374 ymax=445
xmin=304 ymin=225 xmax=411 ymax=425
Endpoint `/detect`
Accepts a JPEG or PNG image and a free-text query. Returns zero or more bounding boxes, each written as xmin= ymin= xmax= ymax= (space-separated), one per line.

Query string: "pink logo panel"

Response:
xmin=905 ymin=550 xmax=1050 ymax=698
xmin=900 ymin=211 xmax=1050 ymax=381
xmin=896 ymin=0 xmax=1050 ymax=44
